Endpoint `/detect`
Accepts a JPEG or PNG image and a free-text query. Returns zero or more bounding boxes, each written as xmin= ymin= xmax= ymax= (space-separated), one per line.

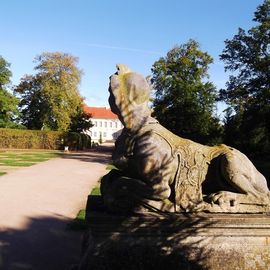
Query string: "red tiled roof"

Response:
xmin=83 ymin=106 xmax=118 ymax=120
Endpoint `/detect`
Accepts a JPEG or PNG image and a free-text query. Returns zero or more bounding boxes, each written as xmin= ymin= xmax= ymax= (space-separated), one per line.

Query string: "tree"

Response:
xmin=69 ymin=106 xmax=93 ymax=133
xmin=0 ymin=56 xmax=19 ymax=128
xmin=219 ymin=0 xmax=270 ymax=155
xmin=15 ymin=52 xmax=92 ymax=131
xmin=14 ymin=74 xmax=48 ymax=129
xmin=151 ymin=40 xmax=222 ymax=144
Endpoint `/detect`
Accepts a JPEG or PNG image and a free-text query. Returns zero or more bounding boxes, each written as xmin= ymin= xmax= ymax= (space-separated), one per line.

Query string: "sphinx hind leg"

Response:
xmin=215 ymin=150 xmax=270 ymax=206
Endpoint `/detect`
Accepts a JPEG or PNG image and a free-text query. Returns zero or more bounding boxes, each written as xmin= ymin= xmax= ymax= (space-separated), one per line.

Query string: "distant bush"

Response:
xmin=0 ymin=128 xmax=91 ymax=150
xmin=63 ymin=132 xmax=91 ymax=150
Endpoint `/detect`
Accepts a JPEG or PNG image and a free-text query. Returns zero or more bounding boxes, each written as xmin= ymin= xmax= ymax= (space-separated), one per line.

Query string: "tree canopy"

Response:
xmin=151 ymin=40 xmax=222 ymax=144
xmin=220 ymin=0 xmax=270 ymax=155
xmin=69 ymin=106 xmax=93 ymax=133
xmin=0 ymin=56 xmax=19 ymax=128
xmin=15 ymin=52 xmax=92 ymax=131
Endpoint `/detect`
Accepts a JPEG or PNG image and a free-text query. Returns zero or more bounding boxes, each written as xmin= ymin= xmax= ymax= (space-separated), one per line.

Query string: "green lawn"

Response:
xmin=90 ymin=186 xmax=101 ymax=196
xmin=67 ymin=184 xmax=101 ymax=231
xmin=106 ymin=163 xmax=118 ymax=171
xmin=66 ymin=209 xmax=88 ymax=231
xmin=0 ymin=151 xmax=61 ymax=168
xmin=69 ymin=167 xmax=109 ymax=230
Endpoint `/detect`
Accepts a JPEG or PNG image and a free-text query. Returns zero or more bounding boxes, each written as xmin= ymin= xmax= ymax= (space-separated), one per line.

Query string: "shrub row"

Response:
xmin=0 ymin=128 xmax=91 ymax=150
xmin=63 ymin=132 xmax=92 ymax=151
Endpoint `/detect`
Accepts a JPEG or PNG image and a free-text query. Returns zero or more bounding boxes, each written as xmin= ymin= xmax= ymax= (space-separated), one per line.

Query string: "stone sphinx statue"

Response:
xmin=101 ymin=64 xmax=270 ymax=213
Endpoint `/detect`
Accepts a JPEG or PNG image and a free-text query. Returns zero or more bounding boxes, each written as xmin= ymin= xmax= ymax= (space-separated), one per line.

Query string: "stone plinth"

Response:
xmin=78 ymin=196 xmax=270 ymax=270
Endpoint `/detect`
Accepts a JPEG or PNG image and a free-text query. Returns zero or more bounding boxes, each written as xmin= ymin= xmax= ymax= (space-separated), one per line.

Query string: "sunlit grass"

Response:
xmin=90 ymin=186 xmax=101 ymax=196
xmin=0 ymin=151 xmax=61 ymax=167
xmin=66 ymin=209 xmax=88 ymax=231
xmin=67 ymin=184 xmax=101 ymax=231
xmin=106 ymin=163 xmax=118 ymax=171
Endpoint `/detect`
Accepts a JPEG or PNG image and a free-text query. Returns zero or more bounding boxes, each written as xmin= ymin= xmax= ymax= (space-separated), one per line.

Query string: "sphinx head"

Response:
xmin=108 ymin=64 xmax=151 ymax=130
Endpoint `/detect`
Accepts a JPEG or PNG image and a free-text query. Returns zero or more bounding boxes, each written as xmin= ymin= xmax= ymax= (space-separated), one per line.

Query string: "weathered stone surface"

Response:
xmin=101 ymin=64 xmax=270 ymax=213
xmin=78 ymin=196 xmax=270 ymax=270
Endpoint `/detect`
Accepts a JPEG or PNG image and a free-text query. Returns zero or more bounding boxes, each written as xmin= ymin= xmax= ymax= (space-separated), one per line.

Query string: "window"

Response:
xmin=94 ymin=132 xmax=97 ymax=137
xmin=94 ymin=121 xmax=97 ymax=127
xmin=115 ymin=122 xmax=118 ymax=128
xmin=103 ymin=132 xmax=107 ymax=137
xmin=104 ymin=121 xmax=107 ymax=128
xmin=110 ymin=122 xmax=112 ymax=128
xmin=99 ymin=121 xmax=102 ymax=127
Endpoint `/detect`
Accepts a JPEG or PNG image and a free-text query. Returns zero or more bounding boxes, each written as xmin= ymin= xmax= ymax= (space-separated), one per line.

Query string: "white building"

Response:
xmin=84 ymin=106 xmax=123 ymax=143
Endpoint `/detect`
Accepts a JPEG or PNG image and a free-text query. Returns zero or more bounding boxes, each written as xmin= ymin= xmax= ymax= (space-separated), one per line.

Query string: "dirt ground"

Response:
xmin=0 ymin=144 xmax=113 ymax=270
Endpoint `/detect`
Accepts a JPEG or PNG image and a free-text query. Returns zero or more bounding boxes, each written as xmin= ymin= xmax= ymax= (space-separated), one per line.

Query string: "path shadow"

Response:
xmin=61 ymin=144 xmax=114 ymax=165
xmin=0 ymin=216 xmax=83 ymax=270
xmin=93 ymin=144 xmax=115 ymax=154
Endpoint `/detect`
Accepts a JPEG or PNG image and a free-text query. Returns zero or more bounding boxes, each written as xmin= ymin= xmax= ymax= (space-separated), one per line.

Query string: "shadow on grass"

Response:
xmin=67 ymin=210 xmax=89 ymax=231
xmin=0 ymin=216 xmax=83 ymax=270
xmin=67 ymin=188 xmax=102 ymax=232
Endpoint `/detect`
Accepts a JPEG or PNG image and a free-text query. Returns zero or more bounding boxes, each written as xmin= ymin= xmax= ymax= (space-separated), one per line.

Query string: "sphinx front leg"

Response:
xmin=100 ymin=169 xmax=174 ymax=213
xmin=101 ymin=170 xmax=148 ymax=213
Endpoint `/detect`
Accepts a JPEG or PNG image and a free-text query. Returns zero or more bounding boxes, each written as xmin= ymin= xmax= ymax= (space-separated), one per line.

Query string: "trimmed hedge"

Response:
xmin=0 ymin=128 xmax=91 ymax=150
xmin=63 ymin=132 xmax=92 ymax=150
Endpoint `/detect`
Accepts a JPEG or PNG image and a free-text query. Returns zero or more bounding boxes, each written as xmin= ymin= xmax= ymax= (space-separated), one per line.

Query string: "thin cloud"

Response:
xmin=82 ymin=43 xmax=162 ymax=56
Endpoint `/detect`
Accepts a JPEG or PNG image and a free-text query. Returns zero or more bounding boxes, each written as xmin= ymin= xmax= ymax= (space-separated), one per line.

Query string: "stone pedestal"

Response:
xmin=78 ymin=196 xmax=270 ymax=270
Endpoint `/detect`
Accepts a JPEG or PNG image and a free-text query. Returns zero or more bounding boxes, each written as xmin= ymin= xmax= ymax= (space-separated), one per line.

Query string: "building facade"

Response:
xmin=83 ymin=106 xmax=123 ymax=143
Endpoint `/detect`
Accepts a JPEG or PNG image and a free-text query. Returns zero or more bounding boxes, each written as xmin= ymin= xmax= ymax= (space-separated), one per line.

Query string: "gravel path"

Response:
xmin=0 ymin=145 xmax=112 ymax=270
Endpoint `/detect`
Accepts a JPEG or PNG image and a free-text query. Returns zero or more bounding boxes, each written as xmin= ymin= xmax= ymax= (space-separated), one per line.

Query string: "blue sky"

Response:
xmin=1 ymin=0 xmax=262 ymax=115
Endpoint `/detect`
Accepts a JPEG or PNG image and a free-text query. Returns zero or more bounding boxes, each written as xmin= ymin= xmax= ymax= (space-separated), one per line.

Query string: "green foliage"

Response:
xmin=63 ymin=132 xmax=91 ymax=150
xmin=222 ymin=108 xmax=242 ymax=149
xmin=14 ymin=52 xmax=90 ymax=131
xmin=220 ymin=0 xmax=270 ymax=110
xmin=0 ymin=128 xmax=91 ymax=150
xmin=0 ymin=56 xmax=12 ymax=86
xmin=252 ymin=155 xmax=270 ymax=181
xmin=151 ymin=40 xmax=222 ymax=144
xmin=0 ymin=172 xmax=6 ymax=176
xmin=0 ymin=128 xmax=63 ymax=149
xmin=69 ymin=106 xmax=93 ymax=133
xmin=14 ymin=75 xmax=48 ymax=130
xmin=0 ymin=56 xmax=19 ymax=128
xmin=220 ymin=0 xmax=270 ymax=156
